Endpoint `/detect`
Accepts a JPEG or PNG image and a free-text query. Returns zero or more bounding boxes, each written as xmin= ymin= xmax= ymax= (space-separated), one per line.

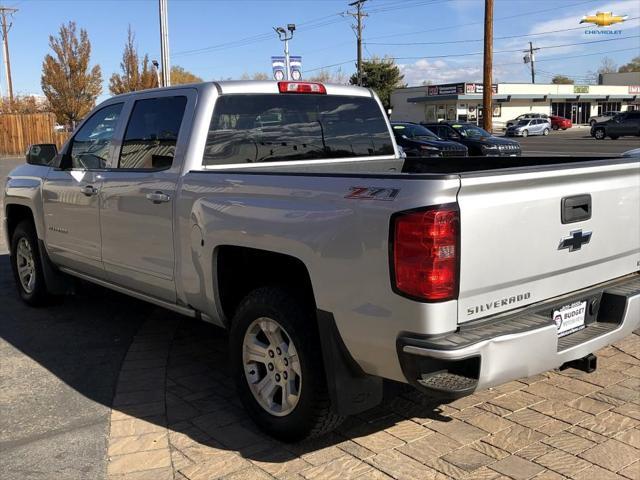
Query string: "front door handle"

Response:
xmin=80 ymin=185 xmax=98 ymax=196
xmin=146 ymin=191 xmax=171 ymax=204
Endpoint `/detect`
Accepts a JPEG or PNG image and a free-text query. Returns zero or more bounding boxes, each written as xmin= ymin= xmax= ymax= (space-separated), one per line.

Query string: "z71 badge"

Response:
xmin=345 ymin=187 xmax=400 ymax=201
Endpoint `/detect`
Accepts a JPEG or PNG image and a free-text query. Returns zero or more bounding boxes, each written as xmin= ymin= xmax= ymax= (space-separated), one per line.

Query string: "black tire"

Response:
xmin=10 ymin=220 xmax=50 ymax=306
xmin=229 ymin=286 xmax=344 ymax=442
xmin=521 ymin=129 xmax=528 ymax=137
xmin=593 ymin=128 xmax=606 ymax=140
xmin=543 ymin=128 xmax=550 ymax=136
xmin=552 ymin=124 xmax=559 ymax=130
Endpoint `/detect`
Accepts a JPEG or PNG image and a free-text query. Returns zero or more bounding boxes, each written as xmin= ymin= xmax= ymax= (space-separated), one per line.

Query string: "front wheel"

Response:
xmin=521 ymin=129 xmax=529 ymax=137
xmin=593 ymin=128 xmax=606 ymax=140
xmin=230 ymin=286 xmax=343 ymax=442
xmin=543 ymin=128 xmax=550 ymax=136
xmin=10 ymin=220 xmax=50 ymax=306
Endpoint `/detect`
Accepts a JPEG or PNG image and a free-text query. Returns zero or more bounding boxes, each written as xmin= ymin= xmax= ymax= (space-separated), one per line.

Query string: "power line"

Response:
xmin=304 ymin=37 xmax=639 ymax=74
xmin=365 ymin=0 xmax=601 ymax=41
xmin=364 ymin=17 xmax=640 ymax=46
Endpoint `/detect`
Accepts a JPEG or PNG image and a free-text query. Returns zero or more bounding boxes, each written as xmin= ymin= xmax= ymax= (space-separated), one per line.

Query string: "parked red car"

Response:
xmin=550 ymin=115 xmax=572 ymax=130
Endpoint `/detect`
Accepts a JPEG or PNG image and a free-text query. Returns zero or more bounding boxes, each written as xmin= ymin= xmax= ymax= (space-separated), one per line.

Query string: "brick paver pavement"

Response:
xmin=106 ymin=319 xmax=640 ymax=480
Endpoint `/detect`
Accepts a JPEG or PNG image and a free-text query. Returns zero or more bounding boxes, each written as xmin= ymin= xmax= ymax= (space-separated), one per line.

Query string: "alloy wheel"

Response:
xmin=16 ymin=237 xmax=36 ymax=294
xmin=242 ymin=317 xmax=302 ymax=417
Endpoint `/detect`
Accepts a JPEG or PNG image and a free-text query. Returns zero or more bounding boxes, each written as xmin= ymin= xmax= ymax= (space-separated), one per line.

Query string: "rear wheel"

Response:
xmin=230 ymin=286 xmax=343 ymax=442
xmin=593 ymin=128 xmax=606 ymax=140
xmin=543 ymin=128 xmax=550 ymax=136
xmin=10 ymin=220 xmax=50 ymax=306
xmin=521 ymin=130 xmax=528 ymax=137
xmin=552 ymin=124 xmax=559 ymax=131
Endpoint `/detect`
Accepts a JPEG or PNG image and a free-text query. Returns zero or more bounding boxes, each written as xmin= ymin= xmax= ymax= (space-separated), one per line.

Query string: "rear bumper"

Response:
xmin=397 ymin=274 xmax=640 ymax=397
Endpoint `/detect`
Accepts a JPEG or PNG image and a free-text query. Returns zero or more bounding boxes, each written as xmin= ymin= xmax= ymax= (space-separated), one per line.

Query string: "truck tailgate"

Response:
xmin=457 ymin=160 xmax=640 ymax=323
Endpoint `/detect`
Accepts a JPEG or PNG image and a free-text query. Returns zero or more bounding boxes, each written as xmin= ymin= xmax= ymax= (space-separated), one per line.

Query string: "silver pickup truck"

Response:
xmin=4 ymin=81 xmax=640 ymax=441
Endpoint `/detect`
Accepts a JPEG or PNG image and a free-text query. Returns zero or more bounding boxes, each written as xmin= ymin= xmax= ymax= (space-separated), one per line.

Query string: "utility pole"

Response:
xmin=523 ymin=42 xmax=540 ymax=84
xmin=482 ymin=0 xmax=493 ymax=132
xmin=158 ymin=0 xmax=170 ymax=87
xmin=348 ymin=0 xmax=368 ymax=86
xmin=273 ymin=24 xmax=295 ymax=81
xmin=0 ymin=6 xmax=17 ymax=103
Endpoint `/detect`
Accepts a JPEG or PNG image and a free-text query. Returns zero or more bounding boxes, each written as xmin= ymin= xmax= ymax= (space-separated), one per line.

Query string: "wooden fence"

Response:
xmin=0 ymin=113 xmax=69 ymax=156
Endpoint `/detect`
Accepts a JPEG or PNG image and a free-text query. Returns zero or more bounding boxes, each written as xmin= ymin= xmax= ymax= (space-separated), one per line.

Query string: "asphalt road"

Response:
xmin=505 ymin=127 xmax=640 ymax=157
xmin=0 ymin=157 xmax=147 ymax=480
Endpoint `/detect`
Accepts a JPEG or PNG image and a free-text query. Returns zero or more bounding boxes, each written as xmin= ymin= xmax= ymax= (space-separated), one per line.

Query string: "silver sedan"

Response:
xmin=505 ymin=118 xmax=551 ymax=137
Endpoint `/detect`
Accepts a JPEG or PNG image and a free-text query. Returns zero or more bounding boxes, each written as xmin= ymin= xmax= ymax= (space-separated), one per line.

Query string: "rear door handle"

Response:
xmin=80 ymin=185 xmax=98 ymax=196
xmin=146 ymin=191 xmax=171 ymax=204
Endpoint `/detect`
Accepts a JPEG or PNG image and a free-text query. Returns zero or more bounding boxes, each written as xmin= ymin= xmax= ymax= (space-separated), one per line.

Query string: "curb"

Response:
xmin=106 ymin=315 xmax=178 ymax=480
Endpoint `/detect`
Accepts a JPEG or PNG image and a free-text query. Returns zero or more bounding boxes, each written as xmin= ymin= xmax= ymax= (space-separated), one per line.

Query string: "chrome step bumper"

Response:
xmin=397 ymin=274 xmax=640 ymax=396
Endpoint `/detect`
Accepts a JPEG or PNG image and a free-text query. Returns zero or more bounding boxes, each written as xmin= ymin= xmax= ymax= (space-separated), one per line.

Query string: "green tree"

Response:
xmin=171 ymin=66 xmax=203 ymax=85
xmin=41 ymin=21 xmax=102 ymax=126
xmin=109 ymin=26 xmax=158 ymax=95
xmin=349 ymin=57 xmax=406 ymax=110
xmin=551 ymin=75 xmax=574 ymax=84
xmin=618 ymin=56 xmax=640 ymax=73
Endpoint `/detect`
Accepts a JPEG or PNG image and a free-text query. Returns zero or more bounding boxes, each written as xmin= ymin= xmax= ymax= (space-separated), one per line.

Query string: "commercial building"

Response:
xmin=390 ymin=82 xmax=640 ymax=127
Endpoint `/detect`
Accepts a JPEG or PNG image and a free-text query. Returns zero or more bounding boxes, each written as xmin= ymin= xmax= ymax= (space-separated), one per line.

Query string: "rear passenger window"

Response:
xmin=203 ymin=94 xmax=393 ymax=166
xmin=118 ymin=96 xmax=187 ymax=170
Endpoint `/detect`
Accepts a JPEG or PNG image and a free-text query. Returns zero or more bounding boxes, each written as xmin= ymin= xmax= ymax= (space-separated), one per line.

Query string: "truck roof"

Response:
xmin=107 ymin=80 xmax=374 ymax=100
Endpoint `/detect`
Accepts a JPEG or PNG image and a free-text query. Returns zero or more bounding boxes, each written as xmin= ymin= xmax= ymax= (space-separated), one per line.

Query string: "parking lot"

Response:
xmin=1 ymin=138 xmax=639 ymax=480
xmin=506 ymin=128 xmax=639 ymax=157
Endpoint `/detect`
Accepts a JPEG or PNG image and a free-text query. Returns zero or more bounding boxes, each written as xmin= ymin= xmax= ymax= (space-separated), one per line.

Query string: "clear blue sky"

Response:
xmin=5 ymin=0 xmax=640 ymax=100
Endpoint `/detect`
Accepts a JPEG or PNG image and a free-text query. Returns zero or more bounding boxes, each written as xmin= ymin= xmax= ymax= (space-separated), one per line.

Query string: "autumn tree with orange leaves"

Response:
xmin=41 ymin=21 xmax=102 ymax=126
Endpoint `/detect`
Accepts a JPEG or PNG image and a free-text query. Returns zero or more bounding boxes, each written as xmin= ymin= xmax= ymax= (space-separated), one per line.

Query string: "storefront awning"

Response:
xmin=407 ymin=94 xmax=548 ymax=103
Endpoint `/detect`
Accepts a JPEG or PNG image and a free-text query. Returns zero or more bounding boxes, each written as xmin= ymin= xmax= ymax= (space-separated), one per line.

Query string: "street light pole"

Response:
xmin=158 ymin=0 xmax=170 ymax=87
xmin=274 ymin=24 xmax=295 ymax=81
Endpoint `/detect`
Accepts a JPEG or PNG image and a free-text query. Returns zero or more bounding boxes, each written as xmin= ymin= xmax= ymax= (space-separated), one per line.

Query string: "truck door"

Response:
xmin=98 ymin=90 xmax=194 ymax=302
xmin=42 ymin=102 xmax=125 ymax=277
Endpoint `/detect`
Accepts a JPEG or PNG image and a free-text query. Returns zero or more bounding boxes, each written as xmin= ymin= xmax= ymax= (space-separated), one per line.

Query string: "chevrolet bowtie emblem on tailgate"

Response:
xmin=558 ymin=230 xmax=592 ymax=252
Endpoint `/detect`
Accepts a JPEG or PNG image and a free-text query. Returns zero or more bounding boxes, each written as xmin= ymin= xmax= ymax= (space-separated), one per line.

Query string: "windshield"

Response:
xmin=411 ymin=124 xmax=439 ymax=140
xmin=204 ymin=94 xmax=394 ymax=165
xmin=452 ymin=124 xmax=492 ymax=138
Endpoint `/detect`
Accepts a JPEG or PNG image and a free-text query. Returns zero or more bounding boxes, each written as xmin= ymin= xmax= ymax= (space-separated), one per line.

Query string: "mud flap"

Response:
xmin=316 ymin=310 xmax=383 ymax=416
xmin=38 ymin=240 xmax=74 ymax=295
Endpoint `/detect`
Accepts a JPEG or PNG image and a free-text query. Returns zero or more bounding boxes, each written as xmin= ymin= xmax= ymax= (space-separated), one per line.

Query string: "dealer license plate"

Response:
xmin=553 ymin=301 xmax=587 ymax=337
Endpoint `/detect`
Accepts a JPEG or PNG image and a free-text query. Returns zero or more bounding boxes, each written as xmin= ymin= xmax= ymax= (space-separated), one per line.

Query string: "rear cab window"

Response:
xmin=203 ymin=94 xmax=394 ymax=166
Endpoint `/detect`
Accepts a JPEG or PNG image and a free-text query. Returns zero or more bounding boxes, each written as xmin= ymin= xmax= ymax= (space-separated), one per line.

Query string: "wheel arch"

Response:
xmin=214 ymin=245 xmax=316 ymax=325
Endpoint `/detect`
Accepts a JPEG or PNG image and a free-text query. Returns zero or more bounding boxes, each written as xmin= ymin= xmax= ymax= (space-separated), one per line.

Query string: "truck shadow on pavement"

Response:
xmin=0 ymin=253 xmax=456 ymax=467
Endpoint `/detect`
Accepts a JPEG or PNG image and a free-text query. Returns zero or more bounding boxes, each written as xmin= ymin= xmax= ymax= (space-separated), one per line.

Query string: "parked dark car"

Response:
xmin=550 ymin=115 xmax=572 ymax=130
xmin=591 ymin=111 xmax=640 ymax=140
xmin=422 ymin=121 xmax=521 ymax=156
xmin=391 ymin=122 xmax=468 ymax=157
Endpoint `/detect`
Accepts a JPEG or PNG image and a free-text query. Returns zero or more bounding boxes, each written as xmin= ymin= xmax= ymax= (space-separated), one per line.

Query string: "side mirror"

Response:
xmin=26 ymin=144 xmax=58 ymax=166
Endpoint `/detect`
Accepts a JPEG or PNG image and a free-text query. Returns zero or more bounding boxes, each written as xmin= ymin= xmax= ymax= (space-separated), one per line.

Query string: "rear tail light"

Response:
xmin=278 ymin=81 xmax=326 ymax=94
xmin=391 ymin=205 xmax=459 ymax=301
